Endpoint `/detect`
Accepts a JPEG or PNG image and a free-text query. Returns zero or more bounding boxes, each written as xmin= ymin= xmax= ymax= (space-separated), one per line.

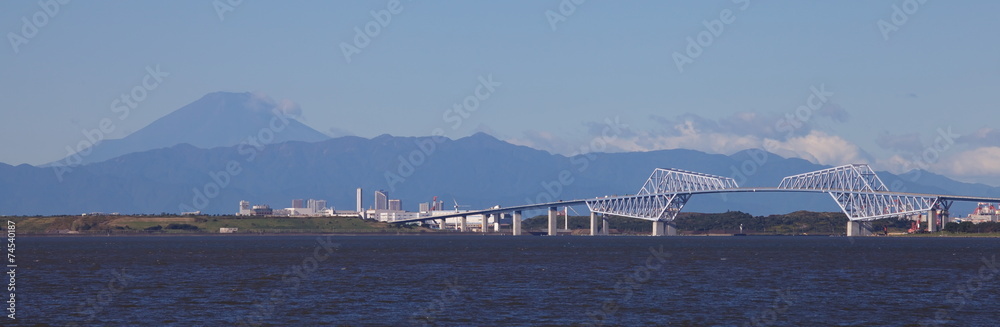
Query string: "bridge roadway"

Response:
xmin=388 ymin=187 xmax=1000 ymax=236
xmin=389 ymin=187 xmax=1000 ymax=224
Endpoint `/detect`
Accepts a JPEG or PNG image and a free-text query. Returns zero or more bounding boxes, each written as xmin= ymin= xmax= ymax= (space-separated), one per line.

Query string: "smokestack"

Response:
xmin=356 ymin=187 xmax=363 ymax=218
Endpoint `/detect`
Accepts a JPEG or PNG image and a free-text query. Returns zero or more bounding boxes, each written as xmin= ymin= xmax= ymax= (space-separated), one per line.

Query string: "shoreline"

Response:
xmin=15 ymin=232 xmax=1000 ymax=238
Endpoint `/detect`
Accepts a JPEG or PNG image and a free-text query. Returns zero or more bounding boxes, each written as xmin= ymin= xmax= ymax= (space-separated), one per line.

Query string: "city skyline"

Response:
xmin=2 ymin=1 xmax=999 ymax=186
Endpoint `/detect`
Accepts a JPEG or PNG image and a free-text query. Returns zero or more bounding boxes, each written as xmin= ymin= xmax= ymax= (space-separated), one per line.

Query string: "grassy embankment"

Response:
xmin=4 ymin=215 xmax=433 ymax=235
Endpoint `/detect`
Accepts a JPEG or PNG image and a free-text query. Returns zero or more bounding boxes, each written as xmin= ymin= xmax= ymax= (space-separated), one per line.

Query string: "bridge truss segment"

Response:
xmin=586 ymin=168 xmax=739 ymax=221
xmin=778 ymin=164 xmax=938 ymax=221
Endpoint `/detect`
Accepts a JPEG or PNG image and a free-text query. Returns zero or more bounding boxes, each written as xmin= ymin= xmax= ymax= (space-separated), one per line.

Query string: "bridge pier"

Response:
xmin=650 ymin=221 xmax=678 ymax=236
xmin=512 ymin=211 xmax=522 ymax=235
xmin=846 ymin=220 xmax=873 ymax=236
xmin=927 ymin=210 xmax=938 ymax=232
xmin=493 ymin=213 xmax=501 ymax=232
xmin=460 ymin=215 xmax=467 ymax=232
xmin=590 ymin=211 xmax=598 ymax=236
xmin=602 ymin=216 xmax=609 ymax=235
xmin=548 ymin=207 xmax=558 ymax=236
xmin=439 ymin=218 xmax=447 ymax=231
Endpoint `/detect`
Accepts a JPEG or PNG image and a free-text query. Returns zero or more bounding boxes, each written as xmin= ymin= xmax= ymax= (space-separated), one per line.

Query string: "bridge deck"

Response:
xmin=389 ymin=187 xmax=1000 ymax=224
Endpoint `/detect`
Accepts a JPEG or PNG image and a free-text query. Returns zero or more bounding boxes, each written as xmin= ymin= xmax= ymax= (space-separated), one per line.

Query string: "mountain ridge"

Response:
xmin=47 ymin=91 xmax=330 ymax=167
xmin=8 ymin=91 xmax=998 ymax=217
xmin=3 ymin=133 xmax=997 ymax=216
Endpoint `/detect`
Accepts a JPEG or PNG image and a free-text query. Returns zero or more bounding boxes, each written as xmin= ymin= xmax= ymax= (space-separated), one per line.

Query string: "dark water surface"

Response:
xmin=19 ymin=235 xmax=1000 ymax=326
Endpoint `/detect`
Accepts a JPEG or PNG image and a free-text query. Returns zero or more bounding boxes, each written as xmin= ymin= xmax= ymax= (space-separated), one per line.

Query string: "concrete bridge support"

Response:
xmin=652 ymin=221 xmax=665 ymax=236
xmin=846 ymin=220 xmax=873 ymax=236
xmin=493 ymin=213 xmax=501 ymax=232
xmin=548 ymin=207 xmax=558 ymax=236
xmin=847 ymin=220 xmax=859 ymax=236
xmin=651 ymin=221 xmax=678 ymax=236
xmin=512 ymin=211 xmax=522 ymax=235
xmin=602 ymin=216 xmax=609 ymax=235
xmin=460 ymin=215 xmax=467 ymax=232
xmin=590 ymin=211 xmax=598 ymax=236
xmin=927 ymin=210 xmax=939 ymax=232
xmin=439 ymin=218 xmax=447 ymax=231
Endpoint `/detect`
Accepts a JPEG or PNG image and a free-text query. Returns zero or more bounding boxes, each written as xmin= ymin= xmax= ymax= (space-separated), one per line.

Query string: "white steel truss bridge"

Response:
xmin=390 ymin=164 xmax=1000 ymax=236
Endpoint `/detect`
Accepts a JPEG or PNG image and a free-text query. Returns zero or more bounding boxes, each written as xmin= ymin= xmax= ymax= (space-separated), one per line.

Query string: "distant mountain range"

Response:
xmin=47 ymin=92 xmax=329 ymax=167
xmin=3 ymin=92 xmax=998 ymax=216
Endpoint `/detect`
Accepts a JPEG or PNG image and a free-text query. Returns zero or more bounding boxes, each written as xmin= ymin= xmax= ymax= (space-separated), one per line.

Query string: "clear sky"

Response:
xmin=2 ymin=1 xmax=999 ymax=184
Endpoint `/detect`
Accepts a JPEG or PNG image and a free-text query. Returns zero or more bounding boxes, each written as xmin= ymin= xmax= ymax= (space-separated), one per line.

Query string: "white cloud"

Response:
xmin=880 ymin=154 xmax=917 ymax=174
xmin=505 ymin=111 xmax=1000 ymax=186
xmin=247 ymin=91 xmax=303 ymax=118
xmin=507 ymin=130 xmax=574 ymax=153
xmin=620 ymin=122 xmax=762 ymax=155
xmin=275 ymin=98 xmax=302 ymax=118
xmin=937 ymin=147 xmax=1000 ymax=177
xmin=508 ymin=114 xmax=867 ymax=167
xmin=763 ymin=131 xmax=869 ymax=165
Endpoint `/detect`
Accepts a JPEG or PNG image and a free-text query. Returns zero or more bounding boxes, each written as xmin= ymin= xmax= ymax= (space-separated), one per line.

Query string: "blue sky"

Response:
xmin=2 ymin=1 xmax=999 ymax=184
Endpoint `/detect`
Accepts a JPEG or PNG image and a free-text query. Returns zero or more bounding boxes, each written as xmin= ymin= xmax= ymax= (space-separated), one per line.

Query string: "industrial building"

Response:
xmin=374 ymin=190 xmax=388 ymax=210
xmin=235 ymin=189 xmax=498 ymax=231
xmin=237 ymin=201 xmax=274 ymax=216
xmin=955 ymin=203 xmax=1000 ymax=223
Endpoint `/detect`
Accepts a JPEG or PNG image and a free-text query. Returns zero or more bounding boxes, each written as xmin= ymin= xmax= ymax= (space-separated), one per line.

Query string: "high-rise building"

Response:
xmin=356 ymin=188 xmax=363 ymax=213
xmin=238 ymin=200 xmax=252 ymax=216
xmin=419 ymin=202 xmax=430 ymax=212
xmin=375 ymin=190 xmax=388 ymax=210
xmin=388 ymin=199 xmax=401 ymax=211
xmin=292 ymin=199 xmax=304 ymax=208
xmin=307 ymin=199 xmax=327 ymax=212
